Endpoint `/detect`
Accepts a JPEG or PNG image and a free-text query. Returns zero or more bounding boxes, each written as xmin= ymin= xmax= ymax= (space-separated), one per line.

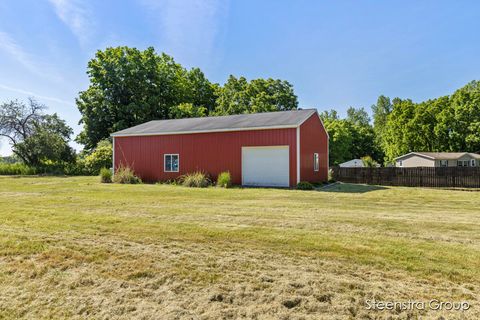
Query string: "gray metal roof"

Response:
xmin=112 ymin=109 xmax=317 ymax=136
xmin=395 ymin=152 xmax=480 ymax=160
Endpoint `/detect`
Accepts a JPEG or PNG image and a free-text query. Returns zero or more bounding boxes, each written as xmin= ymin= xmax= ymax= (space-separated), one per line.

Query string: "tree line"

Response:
xmin=1 ymin=46 xmax=480 ymax=171
xmin=376 ymin=81 xmax=480 ymax=163
xmin=77 ymin=46 xmax=298 ymax=150
xmin=322 ymin=81 xmax=480 ymax=165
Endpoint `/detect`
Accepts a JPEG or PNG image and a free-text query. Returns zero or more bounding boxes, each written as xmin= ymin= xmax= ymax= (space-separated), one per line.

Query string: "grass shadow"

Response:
xmin=317 ymin=182 xmax=388 ymax=193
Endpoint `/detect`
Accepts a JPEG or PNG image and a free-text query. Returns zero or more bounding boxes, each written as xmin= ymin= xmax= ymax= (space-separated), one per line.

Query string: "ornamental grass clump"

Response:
xmin=113 ymin=165 xmax=142 ymax=184
xmin=216 ymin=171 xmax=231 ymax=188
xmin=180 ymin=171 xmax=211 ymax=188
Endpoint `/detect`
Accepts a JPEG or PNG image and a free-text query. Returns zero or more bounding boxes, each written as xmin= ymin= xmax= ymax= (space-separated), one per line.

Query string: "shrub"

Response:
xmin=216 ymin=171 xmax=231 ymax=188
xmin=113 ymin=165 xmax=141 ymax=184
xmin=361 ymin=155 xmax=379 ymax=168
xmin=99 ymin=167 xmax=112 ymax=183
xmin=180 ymin=171 xmax=211 ymax=188
xmin=296 ymin=181 xmax=314 ymax=190
xmin=84 ymin=140 xmax=113 ymax=174
xmin=0 ymin=163 xmax=37 ymax=175
xmin=35 ymin=161 xmax=65 ymax=175
xmin=63 ymin=159 xmax=89 ymax=176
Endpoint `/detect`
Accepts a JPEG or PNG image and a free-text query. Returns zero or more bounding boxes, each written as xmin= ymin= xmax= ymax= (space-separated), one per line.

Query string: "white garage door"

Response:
xmin=242 ymin=146 xmax=290 ymax=187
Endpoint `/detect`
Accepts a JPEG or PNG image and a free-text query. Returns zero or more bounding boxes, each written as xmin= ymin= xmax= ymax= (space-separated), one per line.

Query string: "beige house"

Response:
xmin=395 ymin=152 xmax=480 ymax=167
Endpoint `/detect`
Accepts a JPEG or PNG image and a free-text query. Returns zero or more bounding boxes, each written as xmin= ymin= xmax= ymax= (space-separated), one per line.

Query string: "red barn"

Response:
xmin=112 ymin=109 xmax=328 ymax=187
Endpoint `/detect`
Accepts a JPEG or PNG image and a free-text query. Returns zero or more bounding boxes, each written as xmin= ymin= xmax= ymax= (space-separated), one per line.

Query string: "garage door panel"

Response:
xmin=242 ymin=146 xmax=289 ymax=187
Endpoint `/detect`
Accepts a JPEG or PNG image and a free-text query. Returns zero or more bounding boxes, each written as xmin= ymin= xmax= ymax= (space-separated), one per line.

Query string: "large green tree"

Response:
xmin=0 ymin=99 xmax=74 ymax=166
xmin=77 ymin=47 xmax=299 ymax=150
xmin=169 ymin=103 xmax=207 ymax=119
xmin=441 ymin=81 xmax=480 ymax=151
xmin=382 ymin=98 xmax=418 ymax=161
xmin=321 ymin=108 xmax=381 ymax=165
xmin=213 ymin=76 xmax=298 ymax=115
xmin=346 ymin=107 xmax=382 ymax=161
xmin=323 ymin=119 xmax=354 ymax=165
xmin=346 ymin=106 xmax=370 ymax=127
xmin=371 ymin=95 xmax=392 ymax=160
xmin=383 ymin=97 xmax=444 ymax=161
xmin=76 ymin=47 xmax=217 ymax=150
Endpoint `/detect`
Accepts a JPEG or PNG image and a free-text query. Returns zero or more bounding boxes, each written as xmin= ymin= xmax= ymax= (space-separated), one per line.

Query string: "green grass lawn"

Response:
xmin=0 ymin=176 xmax=478 ymax=319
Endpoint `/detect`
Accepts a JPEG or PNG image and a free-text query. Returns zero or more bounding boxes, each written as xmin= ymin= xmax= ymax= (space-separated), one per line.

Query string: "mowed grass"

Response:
xmin=0 ymin=176 xmax=479 ymax=319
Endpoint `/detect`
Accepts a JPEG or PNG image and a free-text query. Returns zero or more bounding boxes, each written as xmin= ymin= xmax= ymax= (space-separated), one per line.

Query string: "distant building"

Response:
xmin=395 ymin=152 xmax=480 ymax=167
xmin=339 ymin=159 xmax=364 ymax=168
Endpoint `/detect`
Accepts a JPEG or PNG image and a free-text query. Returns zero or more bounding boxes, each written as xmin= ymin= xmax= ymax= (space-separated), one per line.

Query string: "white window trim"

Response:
xmin=313 ymin=153 xmax=319 ymax=172
xmin=164 ymin=154 xmax=180 ymax=172
xmin=296 ymin=127 xmax=300 ymax=183
xmin=457 ymin=160 xmax=468 ymax=167
xmin=471 ymin=159 xmax=476 ymax=167
xmin=440 ymin=159 xmax=448 ymax=167
xmin=398 ymin=160 xmax=403 ymax=167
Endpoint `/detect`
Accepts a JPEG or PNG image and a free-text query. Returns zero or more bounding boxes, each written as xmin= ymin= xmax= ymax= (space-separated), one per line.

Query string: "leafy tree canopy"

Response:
xmin=169 ymin=103 xmax=207 ymax=119
xmin=321 ymin=117 xmax=353 ymax=165
xmin=0 ymin=99 xmax=74 ymax=166
xmin=77 ymin=47 xmax=298 ymax=150
xmin=378 ymin=81 xmax=480 ymax=163
xmin=320 ymin=108 xmax=381 ymax=165
xmin=76 ymin=47 xmax=217 ymax=150
xmin=213 ymin=76 xmax=298 ymax=115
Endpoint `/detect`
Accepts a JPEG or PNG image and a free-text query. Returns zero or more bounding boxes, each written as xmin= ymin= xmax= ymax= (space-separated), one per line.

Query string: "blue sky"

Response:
xmin=1 ymin=0 xmax=480 ymax=155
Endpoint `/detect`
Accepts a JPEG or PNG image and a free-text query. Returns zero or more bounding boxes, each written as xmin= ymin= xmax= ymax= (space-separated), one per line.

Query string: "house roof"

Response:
xmin=111 ymin=109 xmax=318 ymax=137
xmin=339 ymin=159 xmax=363 ymax=165
xmin=395 ymin=152 xmax=480 ymax=160
xmin=338 ymin=159 xmax=364 ymax=167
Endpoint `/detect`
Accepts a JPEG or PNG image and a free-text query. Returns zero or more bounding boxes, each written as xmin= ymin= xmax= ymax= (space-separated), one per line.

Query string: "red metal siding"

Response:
xmin=115 ymin=128 xmax=298 ymax=186
xmin=299 ymin=114 xmax=329 ymax=182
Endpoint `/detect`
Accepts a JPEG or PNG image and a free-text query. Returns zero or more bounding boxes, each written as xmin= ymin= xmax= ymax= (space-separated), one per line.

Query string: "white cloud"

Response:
xmin=141 ymin=0 xmax=228 ymax=65
xmin=49 ymin=0 xmax=93 ymax=47
xmin=0 ymin=31 xmax=41 ymax=74
xmin=0 ymin=84 xmax=75 ymax=107
xmin=0 ymin=31 xmax=64 ymax=81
